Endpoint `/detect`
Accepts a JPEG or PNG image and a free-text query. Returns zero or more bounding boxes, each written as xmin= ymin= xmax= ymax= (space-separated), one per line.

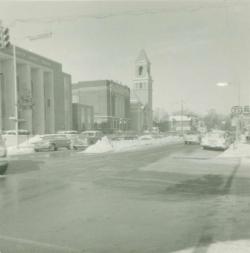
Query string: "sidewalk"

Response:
xmin=219 ymin=143 xmax=250 ymax=159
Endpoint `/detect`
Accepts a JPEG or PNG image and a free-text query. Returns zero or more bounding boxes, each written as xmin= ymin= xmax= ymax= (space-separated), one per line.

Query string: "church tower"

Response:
xmin=133 ymin=50 xmax=153 ymax=130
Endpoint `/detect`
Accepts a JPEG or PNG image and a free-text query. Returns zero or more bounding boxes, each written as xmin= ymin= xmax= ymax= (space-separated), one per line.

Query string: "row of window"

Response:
xmin=135 ymin=83 xmax=147 ymax=89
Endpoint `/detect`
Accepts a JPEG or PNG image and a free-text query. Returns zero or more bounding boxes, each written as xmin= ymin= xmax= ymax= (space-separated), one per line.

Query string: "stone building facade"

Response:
xmin=0 ymin=46 xmax=72 ymax=134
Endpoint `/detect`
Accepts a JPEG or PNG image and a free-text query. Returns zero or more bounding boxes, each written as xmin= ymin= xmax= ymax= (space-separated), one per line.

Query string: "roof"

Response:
xmin=72 ymin=80 xmax=130 ymax=91
xmin=136 ymin=49 xmax=150 ymax=63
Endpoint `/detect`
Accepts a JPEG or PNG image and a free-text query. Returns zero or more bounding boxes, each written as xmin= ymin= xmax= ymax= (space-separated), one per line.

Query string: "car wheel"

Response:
xmin=0 ymin=164 xmax=8 ymax=175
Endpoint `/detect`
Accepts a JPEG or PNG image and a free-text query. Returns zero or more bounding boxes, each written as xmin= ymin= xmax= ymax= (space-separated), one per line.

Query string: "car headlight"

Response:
xmin=0 ymin=146 xmax=7 ymax=157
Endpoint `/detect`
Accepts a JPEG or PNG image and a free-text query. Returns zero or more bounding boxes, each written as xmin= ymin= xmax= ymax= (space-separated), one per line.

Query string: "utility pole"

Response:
xmin=181 ymin=99 xmax=184 ymax=136
xmin=13 ymin=44 xmax=19 ymax=148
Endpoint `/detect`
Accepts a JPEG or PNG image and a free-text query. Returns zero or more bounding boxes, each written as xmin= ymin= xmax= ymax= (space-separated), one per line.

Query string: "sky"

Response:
xmin=0 ymin=0 xmax=250 ymax=115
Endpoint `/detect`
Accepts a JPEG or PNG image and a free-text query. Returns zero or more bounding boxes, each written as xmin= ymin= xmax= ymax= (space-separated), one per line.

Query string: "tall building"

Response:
xmin=131 ymin=50 xmax=153 ymax=131
xmin=0 ymin=46 xmax=72 ymax=134
xmin=72 ymin=80 xmax=130 ymax=133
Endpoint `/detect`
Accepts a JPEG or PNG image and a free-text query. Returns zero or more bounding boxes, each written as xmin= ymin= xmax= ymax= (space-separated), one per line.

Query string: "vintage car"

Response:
xmin=79 ymin=131 xmax=104 ymax=145
xmin=184 ymin=132 xmax=201 ymax=144
xmin=34 ymin=134 xmax=71 ymax=152
xmin=201 ymin=130 xmax=231 ymax=150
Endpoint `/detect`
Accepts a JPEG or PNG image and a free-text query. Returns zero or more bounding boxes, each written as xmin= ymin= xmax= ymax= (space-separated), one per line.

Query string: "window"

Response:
xmin=138 ymin=66 xmax=143 ymax=76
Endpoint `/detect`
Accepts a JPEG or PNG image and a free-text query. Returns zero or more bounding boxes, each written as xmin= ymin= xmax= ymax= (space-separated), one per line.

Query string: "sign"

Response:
xmin=231 ymin=105 xmax=250 ymax=115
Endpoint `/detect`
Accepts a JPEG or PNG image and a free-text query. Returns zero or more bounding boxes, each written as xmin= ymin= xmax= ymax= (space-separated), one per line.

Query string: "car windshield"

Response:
xmin=207 ymin=132 xmax=224 ymax=138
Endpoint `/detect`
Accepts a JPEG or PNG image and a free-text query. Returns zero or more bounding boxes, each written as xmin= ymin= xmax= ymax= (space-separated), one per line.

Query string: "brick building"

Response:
xmin=72 ymin=80 xmax=130 ymax=133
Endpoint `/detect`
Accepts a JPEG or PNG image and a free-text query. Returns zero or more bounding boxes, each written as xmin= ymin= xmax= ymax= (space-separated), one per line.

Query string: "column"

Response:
xmin=17 ymin=64 xmax=32 ymax=133
xmin=44 ymin=71 xmax=55 ymax=133
xmin=31 ymin=68 xmax=45 ymax=134
xmin=1 ymin=59 xmax=15 ymax=130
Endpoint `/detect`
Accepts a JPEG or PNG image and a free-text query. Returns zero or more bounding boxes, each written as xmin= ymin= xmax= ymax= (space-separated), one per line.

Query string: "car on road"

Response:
xmin=201 ymin=130 xmax=231 ymax=150
xmin=80 ymin=131 xmax=104 ymax=145
xmin=34 ymin=134 xmax=71 ymax=152
xmin=184 ymin=132 xmax=201 ymax=144
xmin=0 ymin=135 xmax=8 ymax=175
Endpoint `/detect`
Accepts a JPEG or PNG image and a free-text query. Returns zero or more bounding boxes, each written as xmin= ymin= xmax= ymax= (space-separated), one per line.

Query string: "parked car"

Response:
xmin=80 ymin=131 xmax=104 ymax=145
xmin=70 ymin=136 xmax=89 ymax=150
xmin=0 ymin=135 xmax=8 ymax=175
xmin=184 ymin=132 xmax=201 ymax=144
xmin=139 ymin=135 xmax=154 ymax=140
xmin=57 ymin=130 xmax=78 ymax=135
xmin=34 ymin=134 xmax=71 ymax=152
xmin=201 ymin=130 xmax=231 ymax=150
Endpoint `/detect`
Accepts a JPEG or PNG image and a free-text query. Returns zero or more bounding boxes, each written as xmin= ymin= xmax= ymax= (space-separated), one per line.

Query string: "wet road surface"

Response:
xmin=0 ymin=143 xmax=249 ymax=253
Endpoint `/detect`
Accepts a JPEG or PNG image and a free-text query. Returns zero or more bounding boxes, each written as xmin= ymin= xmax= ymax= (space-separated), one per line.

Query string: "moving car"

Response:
xmin=201 ymin=130 xmax=231 ymax=150
xmin=184 ymin=132 xmax=201 ymax=144
xmin=0 ymin=135 xmax=8 ymax=175
xmin=34 ymin=134 xmax=71 ymax=152
xmin=80 ymin=131 xmax=103 ymax=145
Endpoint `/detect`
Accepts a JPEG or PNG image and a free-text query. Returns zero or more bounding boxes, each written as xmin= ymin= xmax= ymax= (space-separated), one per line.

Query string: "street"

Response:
xmin=0 ymin=144 xmax=249 ymax=253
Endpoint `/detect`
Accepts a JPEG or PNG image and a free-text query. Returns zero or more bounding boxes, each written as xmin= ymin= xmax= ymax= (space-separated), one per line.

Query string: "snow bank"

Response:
xmin=83 ymin=136 xmax=114 ymax=154
xmin=7 ymin=135 xmax=42 ymax=156
xmin=172 ymin=240 xmax=250 ymax=253
xmin=83 ymin=136 xmax=183 ymax=154
xmin=219 ymin=143 xmax=250 ymax=158
xmin=7 ymin=146 xmax=34 ymax=156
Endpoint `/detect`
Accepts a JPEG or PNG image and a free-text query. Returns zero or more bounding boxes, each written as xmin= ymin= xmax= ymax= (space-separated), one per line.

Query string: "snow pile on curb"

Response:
xmin=172 ymin=240 xmax=250 ymax=253
xmin=83 ymin=136 xmax=183 ymax=154
xmin=113 ymin=136 xmax=183 ymax=152
xmin=7 ymin=135 xmax=42 ymax=156
xmin=83 ymin=136 xmax=113 ymax=154
xmin=219 ymin=143 xmax=250 ymax=158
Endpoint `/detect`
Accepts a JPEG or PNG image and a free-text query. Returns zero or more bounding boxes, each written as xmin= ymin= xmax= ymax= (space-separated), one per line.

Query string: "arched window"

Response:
xmin=138 ymin=66 xmax=143 ymax=76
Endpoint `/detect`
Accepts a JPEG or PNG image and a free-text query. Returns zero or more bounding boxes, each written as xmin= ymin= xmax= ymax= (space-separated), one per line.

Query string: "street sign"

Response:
xmin=231 ymin=105 xmax=250 ymax=115
xmin=231 ymin=106 xmax=243 ymax=115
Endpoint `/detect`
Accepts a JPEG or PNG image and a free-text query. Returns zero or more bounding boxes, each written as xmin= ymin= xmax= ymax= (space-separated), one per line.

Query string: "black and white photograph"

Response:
xmin=0 ymin=0 xmax=250 ymax=252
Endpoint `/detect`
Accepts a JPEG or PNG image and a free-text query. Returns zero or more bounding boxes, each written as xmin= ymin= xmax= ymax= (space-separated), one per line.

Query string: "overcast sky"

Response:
xmin=0 ymin=0 xmax=250 ymax=115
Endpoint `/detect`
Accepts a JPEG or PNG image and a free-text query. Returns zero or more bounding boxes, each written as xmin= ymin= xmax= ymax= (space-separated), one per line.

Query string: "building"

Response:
xmin=72 ymin=103 xmax=94 ymax=132
xmin=168 ymin=115 xmax=192 ymax=133
xmin=0 ymin=46 xmax=72 ymax=134
xmin=72 ymin=80 xmax=130 ymax=133
xmin=130 ymin=50 xmax=153 ymax=131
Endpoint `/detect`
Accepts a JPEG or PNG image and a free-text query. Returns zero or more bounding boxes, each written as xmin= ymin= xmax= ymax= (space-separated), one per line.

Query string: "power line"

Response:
xmin=7 ymin=1 xmax=249 ymax=27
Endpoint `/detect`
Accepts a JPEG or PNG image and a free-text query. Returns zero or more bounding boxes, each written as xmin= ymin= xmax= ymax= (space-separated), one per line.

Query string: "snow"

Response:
xmin=172 ymin=240 xmax=250 ymax=253
xmin=7 ymin=135 xmax=43 ymax=156
xmin=82 ymin=135 xmax=183 ymax=154
xmin=219 ymin=143 xmax=250 ymax=158
xmin=83 ymin=136 xmax=113 ymax=154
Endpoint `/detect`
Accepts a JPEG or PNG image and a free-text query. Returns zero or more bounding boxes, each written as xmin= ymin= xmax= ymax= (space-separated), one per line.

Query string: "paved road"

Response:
xmin=0 ymin=143 xmax=249 ymax=253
